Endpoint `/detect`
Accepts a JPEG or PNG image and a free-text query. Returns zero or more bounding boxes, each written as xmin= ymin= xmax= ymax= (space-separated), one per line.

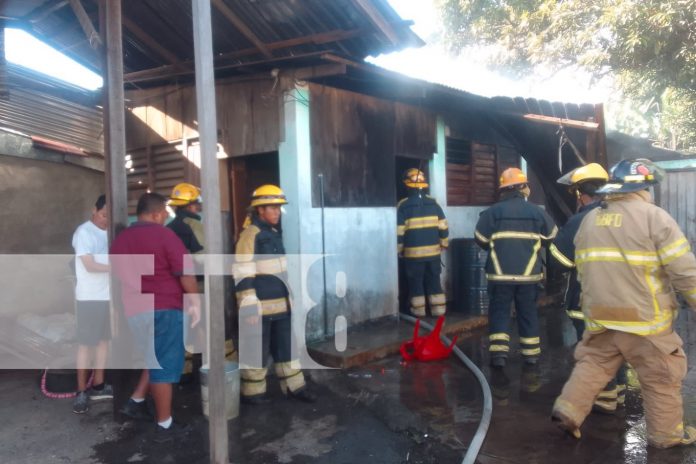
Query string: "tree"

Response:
xmin=436 ymin=0 xmax=696 ymax=151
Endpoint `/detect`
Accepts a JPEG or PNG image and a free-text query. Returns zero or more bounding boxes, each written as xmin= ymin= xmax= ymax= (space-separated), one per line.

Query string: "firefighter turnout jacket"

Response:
xmin=549 ymin=201 xmax=602 ymax=322
xmin=575 ymin=191 xmax=696 ymax=336
xmin=475 ymin=190 xmax=557 ymax=283
xmin=397 ymin=191 xmax=449 ymax=260
xmin=168 ymin=209 xmax=205 ymax=254
xmin=234 ymin=216 xmax=289 ymax=319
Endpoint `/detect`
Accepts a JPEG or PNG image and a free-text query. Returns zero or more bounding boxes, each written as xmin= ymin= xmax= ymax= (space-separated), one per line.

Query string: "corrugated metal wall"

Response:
xmin=656 ymin=169 xmax=696 ymax=246
xmin=0 ymin=65 xmax=103 ymax=155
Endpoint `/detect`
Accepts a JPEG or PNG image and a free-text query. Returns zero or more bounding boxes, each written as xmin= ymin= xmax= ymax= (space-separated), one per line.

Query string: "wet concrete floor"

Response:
xmin=3 ymin=308 xmax=696 ymax=463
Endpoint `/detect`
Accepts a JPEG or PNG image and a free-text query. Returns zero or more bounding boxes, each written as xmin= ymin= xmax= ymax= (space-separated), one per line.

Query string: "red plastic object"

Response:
xmin=400 ymin=316 xmax=458 ymax=362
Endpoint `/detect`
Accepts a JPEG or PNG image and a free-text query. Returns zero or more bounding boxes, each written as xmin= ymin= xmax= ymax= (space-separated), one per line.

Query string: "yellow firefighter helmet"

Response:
xmin=169 ymin=182 xmax=201 ymax=206
xmin=403 ymin=168 xmax=428 ymax=189
xmin=499 ymin=167 xmax=528 ymax=189
xmin=250 ymin=184 xmax=288 ymax=207
xmin=557 ymin=163 xmax=609 ymax=186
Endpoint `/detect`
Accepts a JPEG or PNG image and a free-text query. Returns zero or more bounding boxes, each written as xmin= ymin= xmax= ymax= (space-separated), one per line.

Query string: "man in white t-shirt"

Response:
xmin=71 ymin=194 xmax=113 ymax=414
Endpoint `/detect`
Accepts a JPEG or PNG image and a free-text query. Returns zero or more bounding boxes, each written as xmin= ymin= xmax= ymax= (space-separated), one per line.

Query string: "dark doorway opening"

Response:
xmin=229 ymin=151 xmax=280 ymax=242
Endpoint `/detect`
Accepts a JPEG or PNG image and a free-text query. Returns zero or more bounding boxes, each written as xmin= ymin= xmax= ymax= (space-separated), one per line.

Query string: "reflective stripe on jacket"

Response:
xmin=233 ymin=216 xmax=289 ymax=318
xmin=397 ymin=192 xmax=448 ymax=260
xmin=575 ymin=190 xmax=696 ymax=336
xmin=474 ymin=191 xmax=557 ymax=283
xmin=548 ymin=201 xmax=602 ymax=314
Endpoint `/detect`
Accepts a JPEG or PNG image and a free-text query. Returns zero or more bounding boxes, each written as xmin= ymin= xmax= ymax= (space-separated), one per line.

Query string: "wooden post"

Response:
xmin=594 ymin=104 xmax=608 ymax=168
xmin=101 ymin=0 xmax=130 ymax=418
xmin=103 ymin=0 xmax=128 ymax=234
xmin=191 ymin=1 xmax=229 ymax=463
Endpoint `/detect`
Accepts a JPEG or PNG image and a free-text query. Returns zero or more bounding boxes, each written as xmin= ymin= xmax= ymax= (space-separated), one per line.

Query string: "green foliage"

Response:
xmin=437 ymin=0 xmax=696 ymax=151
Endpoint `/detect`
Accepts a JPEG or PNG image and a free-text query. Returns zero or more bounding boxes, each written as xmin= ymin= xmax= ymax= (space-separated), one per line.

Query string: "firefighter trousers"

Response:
xmin=573 ymin=318 xmax=628 ymax=412
xmin=403 ymin=258 xmax=446 ymax=317
xmin=241 ymin=315 xmax=306 ymax=398
xmin=553 ymin=329 xmax=687 ymax=448
xmin=488 ymin=283 xmax=540 ymax=360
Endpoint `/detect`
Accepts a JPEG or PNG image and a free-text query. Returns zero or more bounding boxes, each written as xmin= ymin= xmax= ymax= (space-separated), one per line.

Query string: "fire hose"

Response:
xmin=399 ymin=314 xmax=492 ymax=464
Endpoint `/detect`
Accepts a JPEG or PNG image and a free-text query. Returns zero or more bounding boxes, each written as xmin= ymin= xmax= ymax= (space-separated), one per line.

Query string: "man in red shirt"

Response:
xmin=111 ymin=193 xmax=201 ymax=443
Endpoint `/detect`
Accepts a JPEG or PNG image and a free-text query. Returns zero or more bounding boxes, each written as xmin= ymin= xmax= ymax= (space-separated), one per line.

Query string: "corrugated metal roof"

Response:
xmin=3 ymin=0 xmax=422 ymax=81
xmin=0 ymin=64 xmax=103 ymax=154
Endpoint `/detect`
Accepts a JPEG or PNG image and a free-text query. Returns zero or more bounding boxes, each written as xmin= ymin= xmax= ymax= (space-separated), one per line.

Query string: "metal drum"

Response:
xmin=451 ymin=238 xmax=489 ymax=315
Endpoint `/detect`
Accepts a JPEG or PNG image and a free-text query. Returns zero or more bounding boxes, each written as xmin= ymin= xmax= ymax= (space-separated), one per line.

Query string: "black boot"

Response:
xmin=287 ymin=387 xmax=317 ymax=403
xmin=241 ymin=394 xmax=271 ymax=405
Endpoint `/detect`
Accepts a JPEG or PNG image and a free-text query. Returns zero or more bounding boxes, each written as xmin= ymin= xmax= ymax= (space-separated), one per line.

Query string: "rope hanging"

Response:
xmin=557 ymin=125 xmax=587 ymax=172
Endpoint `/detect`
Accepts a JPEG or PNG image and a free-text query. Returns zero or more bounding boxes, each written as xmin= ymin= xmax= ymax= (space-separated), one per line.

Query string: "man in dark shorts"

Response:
xmin=111 ymin=193 xmax=201 ymax=442
xmin=71 ymin=194 xmax=113 ymax=414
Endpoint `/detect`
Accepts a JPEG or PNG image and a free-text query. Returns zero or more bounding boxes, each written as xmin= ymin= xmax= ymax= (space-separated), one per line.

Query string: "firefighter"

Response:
xmin=168 ymin=182 xmax=205 ymax=255
xmin=549 ymin=163 xmax=628 ymax=414
xmin=168 ymin=183 xmax=205 ymax=380
xmin=552 ymin=159 xmax=696 ymax=448
xmin=475 ymin=167 xmax=557 ymax=368
xmin=397 ymin=168 xmax=449 ymax=317
xmin=233 ymin=184 xmax=315 ymax=405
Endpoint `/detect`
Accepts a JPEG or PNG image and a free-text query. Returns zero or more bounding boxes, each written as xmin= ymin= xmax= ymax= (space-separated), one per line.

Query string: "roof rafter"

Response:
xmin=68 ymin=0 xmax=102 ymax=49
xmin=352 ymin=0 xmax=399 ymax=45
xmin=121 ymin=22 xmax=413 ymax=83
xmin=211 ymin=0 xmax=273 ymax=59
xmin=121 ymin=15 xmax=179 ymax=65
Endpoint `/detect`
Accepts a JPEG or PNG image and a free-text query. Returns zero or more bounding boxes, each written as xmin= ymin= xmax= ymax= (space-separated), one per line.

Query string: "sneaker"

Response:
xmin=241 ymin=394 xmax=271 ymax=405
xmin=89 ymin=383 xmax=114 ymax=401
xmin=551 ymin=410 xmax=581 ymax=439
xmin=72 ymin=391 xmax=89 ymax=414
xmin=154 ymin=421 xmax=192 ymax=444
xmin=120 ymin=398 xmax=153 ymax=421
xmin=287 ymin=388 xmax=317 ymax=403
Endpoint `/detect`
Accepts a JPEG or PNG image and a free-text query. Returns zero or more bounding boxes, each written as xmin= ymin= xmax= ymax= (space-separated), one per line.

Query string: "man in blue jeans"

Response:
xmin=111 ymin=193 xmax=201 ymax=443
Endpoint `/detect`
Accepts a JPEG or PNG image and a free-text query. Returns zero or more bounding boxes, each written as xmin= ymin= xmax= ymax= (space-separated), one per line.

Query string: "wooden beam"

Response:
xmin=122 ymin=22 xmax=412 ymax=82
xmin=594 ymin=103 xmax=608 ymax=167
xmin=522 ymin=113 xmax=600 ymax=131
xmin=125 ymin=50 xmax=330 ymax=84
xmin=121 ymin=15 xmax=179 ymax=65
xmin=353 ymin=0 xmax=400 ymax=45
xmin=100 ymin=0 xmax=131 ymax=421
xmin=292 ymin=63 xmax=347 ymax=80
xmin=211 ymin=0 xmax=272 ymax=58
xmin=191 ymin=1 xmax=229 ymax=463
xmin=102 ymin=0 xmax=127 ymax=233
xmin=68 ymin=0 xmax=102 ymax=49
xmin=22 ymin=0 xmax=69 ymax=23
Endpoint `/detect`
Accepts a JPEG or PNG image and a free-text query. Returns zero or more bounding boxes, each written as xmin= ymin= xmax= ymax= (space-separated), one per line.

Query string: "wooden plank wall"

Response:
xmin=656 ymin=169 xmax=696 ymax=247
xmin=445 ymin=136 xmax=520 ymax=206
xmin=310 ymin=83 xmax=436 ymax=207
xmin=124 ymin=78 xmax=282 ymax=215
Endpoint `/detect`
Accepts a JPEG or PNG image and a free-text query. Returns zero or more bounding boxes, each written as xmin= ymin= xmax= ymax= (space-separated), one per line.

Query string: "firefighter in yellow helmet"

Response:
xmin=552 ymin=159 xmax=696 ymax=448
xmin=168 ymin=183 xmax=205 ymax=380
xmin=397 ymin=168 xmax=449 ymax=317
xmin=548 ymin=163 xmax=629 ymax=414
xmin=233 ymin=185 xmax=315 ymax=404
xmin=474 ymin=167 xmax=557 ymax=368
xmin=168 ymin=183 xmax=204 ymax=255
